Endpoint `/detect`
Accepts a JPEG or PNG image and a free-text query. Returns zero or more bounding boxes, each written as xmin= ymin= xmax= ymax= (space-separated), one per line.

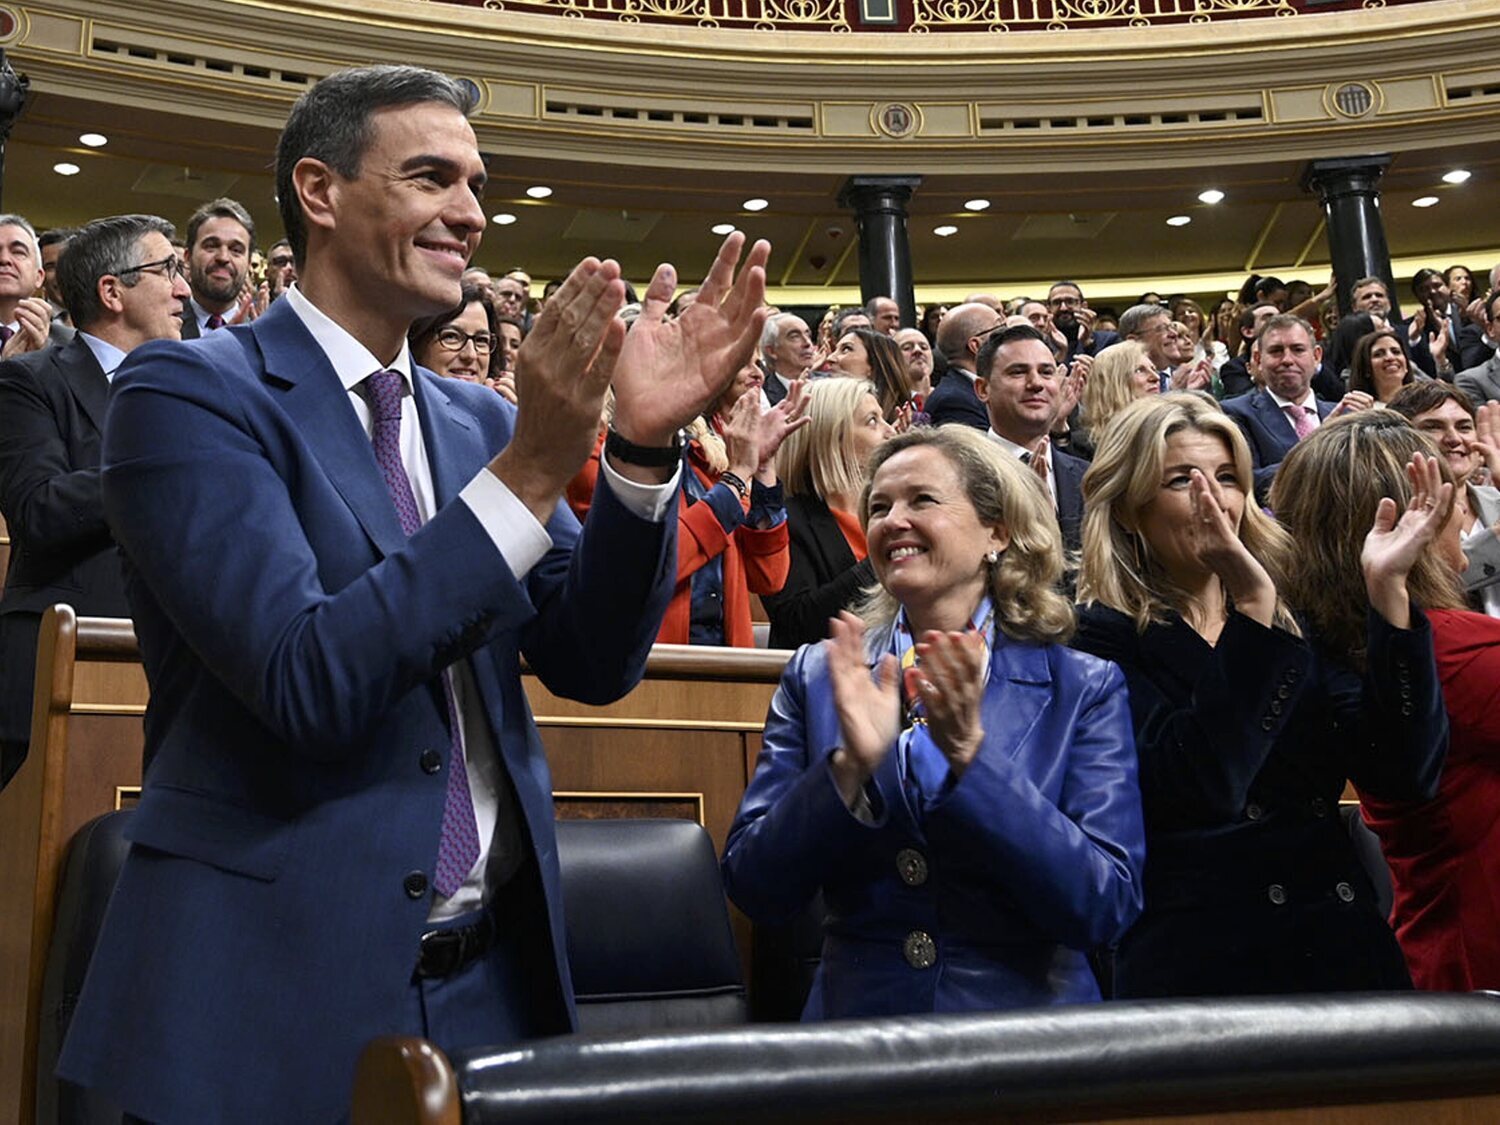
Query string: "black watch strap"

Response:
xmin=604 ymin=427 xmax=684 ymax=468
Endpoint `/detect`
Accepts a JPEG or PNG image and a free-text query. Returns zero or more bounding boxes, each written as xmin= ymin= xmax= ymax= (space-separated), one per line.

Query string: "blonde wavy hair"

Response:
xmin=1082 ymin=340 xmax=1153 ymax=438
xmin=1077 ymin=393 xmax=1300 ymax=634
xmin=1271 ymin=411 xmax=1465 ymax=670
xmin=856 ymin=426 xmax=1075 ymax=645
xmin=776 ymin=378 xmax=877 ymax=501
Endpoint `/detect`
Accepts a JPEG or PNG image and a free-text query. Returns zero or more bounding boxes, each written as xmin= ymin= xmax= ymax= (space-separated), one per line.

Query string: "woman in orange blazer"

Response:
xmin=657 ymin=364 xmax=807 ymax=646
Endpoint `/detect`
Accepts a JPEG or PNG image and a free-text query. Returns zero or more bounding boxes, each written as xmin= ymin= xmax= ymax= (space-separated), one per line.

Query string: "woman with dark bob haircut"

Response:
xmin=1274 ymin=410 xmax=1500 ymax=990
xmin=725 ymin=425 xmax=1144 ymax=1018
xmin=1074 ymin=394 xmax=1446 ymax=997
xmin=407 ymin=281 xmax=497 ymax=384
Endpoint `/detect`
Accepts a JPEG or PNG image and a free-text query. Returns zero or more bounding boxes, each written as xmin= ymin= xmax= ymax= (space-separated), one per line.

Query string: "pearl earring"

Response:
xmin=985 ymin=550 xmax=1000 ymax=565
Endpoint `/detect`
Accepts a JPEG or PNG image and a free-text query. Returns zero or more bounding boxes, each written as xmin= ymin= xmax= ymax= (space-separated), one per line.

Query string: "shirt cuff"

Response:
xmin=600 ymin=453 xmax=681 ymax=524
xmin=459 ymin=469 xmax=554 ymax=581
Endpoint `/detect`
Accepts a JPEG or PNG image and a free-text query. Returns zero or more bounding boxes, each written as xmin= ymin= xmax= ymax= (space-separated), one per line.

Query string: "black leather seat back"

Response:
xmin=555 ymin=818 xmax=746 ymax=1033
xmin=36 ymin=811 xmax=130 ymax=1125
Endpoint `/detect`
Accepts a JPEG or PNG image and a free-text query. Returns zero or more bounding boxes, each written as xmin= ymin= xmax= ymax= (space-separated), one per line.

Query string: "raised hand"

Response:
xmin=3 ymin=297 xmax=51 ymax=358
xmin=1361 ymin=451 xmax=1454 ymax=630
xmin=912 ymin=629 xmax=987 ymax=776
xmin=1328 ymin=390 xmax=1375 ymax=419
xmin=1055 ymin=361 xmax=1086 ymax=427
xmin=826 ymin=612 xmax=900 ymax=807
xmin=610 ymin=233 xmax=769 ymax=450
xmin=1475 ymin=402 xmax=1500 ymax=480
xmin=754 ymin=378 xmax=810 ymax=476
xmin=719 ymin=387 xmax=762 ymax=483
xmin=487 ymin=256 xmax=627 ymax=521
xmin=1186 ymin=468 xmax=1276 ymax=626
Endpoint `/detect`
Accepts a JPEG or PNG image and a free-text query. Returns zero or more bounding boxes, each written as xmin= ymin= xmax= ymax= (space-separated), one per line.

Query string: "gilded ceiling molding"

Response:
xmin=6 ymin=0 xmax=1500 ymax=173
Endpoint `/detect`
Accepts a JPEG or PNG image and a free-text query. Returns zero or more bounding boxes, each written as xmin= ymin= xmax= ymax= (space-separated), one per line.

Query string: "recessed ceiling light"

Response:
xmin=1412 ymin=196 xmax=1440 ymax=208
xmin=52 ymin=162 xmax=80 ymax=176
xmin=78 ymin=132 xmax=107 ymax=147
xmin=1442 ymin=170 xmax=1471 ymax=185
xmin=711 ymin=223 xmax=737 ymax=235
xmin=1197 ymin=189 xmax=1225 ymax=204
xmin=742 ymin=198 xmax=769 ymax=212
xmin=491 ymin=213 xmax=518 ymax=225
xmin=964 ymin=199 xmax=991 ymax=211
xmin=525 ymin=186 xmax=552 ymax=199
xmin=933 ymin=225 xmax=959 ymax=237
xmin=1166 ymin=215 xmax=1191 ymax=226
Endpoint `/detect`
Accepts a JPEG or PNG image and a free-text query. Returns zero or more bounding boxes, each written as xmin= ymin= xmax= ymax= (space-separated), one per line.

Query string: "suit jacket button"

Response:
xmin=896 ymin=848 xmax=929 ymax=887
xmin=1245 ymin=802 xmax=1263 ymax=821
xmin=1268 ymin=884 xmax=1287 ymax=906
xmin=903 ymin=930 xmax=937 ymax=969
xmin=1269 ymin=699 xmax=1282 ymax=716
xmin=1261 ymin=717 xmax=1275 ymax=731
xmin=1335 ymin=881 xmax=1355 ymax=903
xmin=1276 ymin=685 xmax=1291 ymax=700
xmin=1485 ymin=564 xmax=1496 ymax=578
xmin=420 ymin=749 xmax=443 ymax=774
xmin=403 ymin=871 xmax=429 ymax=899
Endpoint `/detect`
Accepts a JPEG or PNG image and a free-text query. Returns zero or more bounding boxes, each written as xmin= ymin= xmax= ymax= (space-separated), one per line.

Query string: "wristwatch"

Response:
xmin=604 ymin=427 xmax=684 ymax=468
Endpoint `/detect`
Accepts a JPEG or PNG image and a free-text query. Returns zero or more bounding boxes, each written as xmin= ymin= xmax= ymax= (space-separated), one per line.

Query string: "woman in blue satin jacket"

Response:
xmin=722 ymin=425 xmax=1145 ymax=1018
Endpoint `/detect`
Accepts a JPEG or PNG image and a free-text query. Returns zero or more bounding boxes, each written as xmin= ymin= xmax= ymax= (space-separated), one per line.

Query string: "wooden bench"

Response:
xmin=0 ymin=608 xmax=791 ymax=1124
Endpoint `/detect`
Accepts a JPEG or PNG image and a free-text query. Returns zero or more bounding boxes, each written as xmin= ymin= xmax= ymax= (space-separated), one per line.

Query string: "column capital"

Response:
xmin=1300 ymin=155 xmax=1393 ymax=201
xmin=837 ymin=175 xmax=923 ymax=213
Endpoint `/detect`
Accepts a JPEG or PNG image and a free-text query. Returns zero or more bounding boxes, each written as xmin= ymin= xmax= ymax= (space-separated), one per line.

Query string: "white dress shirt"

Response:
xmin=986 ymin=428 xmax=1058 ymax=509
xmin=283 ymin=284 xmax=678 ymax=920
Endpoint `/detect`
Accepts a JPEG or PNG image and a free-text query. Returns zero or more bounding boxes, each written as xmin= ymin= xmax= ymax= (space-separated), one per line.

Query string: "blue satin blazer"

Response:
xmin=722 ymin=630 xmax=1145 ymax=1018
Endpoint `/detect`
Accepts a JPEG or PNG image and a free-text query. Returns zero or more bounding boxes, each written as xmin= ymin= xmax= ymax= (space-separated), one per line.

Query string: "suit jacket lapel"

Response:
xmin=59 ymin=336 xmax=109 ymax=435
xmin=249 ymin=300 xmax=407 ymax=558
xmin=1255 ymin=391 xmax=1297 ymax=448
xmin=979 ymin=639 xmax=1053 ymax=762
xmin=411 ymin=367 xmax=480 ymax=508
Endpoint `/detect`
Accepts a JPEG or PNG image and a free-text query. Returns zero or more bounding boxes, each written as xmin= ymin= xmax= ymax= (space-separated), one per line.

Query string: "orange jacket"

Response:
xmin=656 ymin=448 xmax=789 ymax=648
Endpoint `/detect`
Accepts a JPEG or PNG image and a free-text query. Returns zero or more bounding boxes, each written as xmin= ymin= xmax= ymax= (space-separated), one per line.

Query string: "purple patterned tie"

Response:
xmin=0 ymin=325 xmax=12 ymax=345
xmin=366 ymin=369 xmax=481 ymax=897
xmin=205 ymin=314 xmax=226 ymax=331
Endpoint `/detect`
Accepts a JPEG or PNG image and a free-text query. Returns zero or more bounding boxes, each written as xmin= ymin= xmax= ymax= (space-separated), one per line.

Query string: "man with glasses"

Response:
xmin=0 ymin=214 xmax=188 ymax=789
xmin=266 ymin=237 xmax=297 ymax=302
xmin=1047 ymin=280 xmax=1118 ymax=361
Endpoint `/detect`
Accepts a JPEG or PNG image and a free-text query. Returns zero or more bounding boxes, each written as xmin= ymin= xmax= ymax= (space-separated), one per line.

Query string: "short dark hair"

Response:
xmin=1388 ymin=380 xmax=1476 ymax=423
xmin=831 ymin=307 xmax=871 ymax=340
xmin=1411 ymin=268 xmax=1443 ymax=299
xmin=38 ymin=227 xmax=76 ymax=253
xmin=58 ymin=214 xmax=177 ymax=330
xmin=185 ymin=197 xmax=255 ymax=252
xmin=408 ymin=280 xmax=496 ymax=360
xmin=1253 ymin=313 xmax=1316 ymax=350
xmin=276 ymin=65 xmax=476 ymax=268
xmin=975 ymin=323 xmax=1049 ymax=380
xmin=1048 ymin=280 xmax=1084 ymax=298
xmin=1347 ymin=328 xmax=1414 ymax=399
xmin=1352 ymin=276 xmax=1388 ymax=297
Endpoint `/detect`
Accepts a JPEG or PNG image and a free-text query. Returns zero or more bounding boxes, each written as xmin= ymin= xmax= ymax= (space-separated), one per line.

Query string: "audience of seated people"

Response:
xmin=13 ymin=185 xmax=1500 ymax=1088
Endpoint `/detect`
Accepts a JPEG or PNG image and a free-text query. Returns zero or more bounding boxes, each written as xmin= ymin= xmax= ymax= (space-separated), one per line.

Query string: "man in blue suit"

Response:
xmin=59 ymin=65 xmax=768 ymax=1123
xmin=1222 ymin=314 xmax=1370 ymax=501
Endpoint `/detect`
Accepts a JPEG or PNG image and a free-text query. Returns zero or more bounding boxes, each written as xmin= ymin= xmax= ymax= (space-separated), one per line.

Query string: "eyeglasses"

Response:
xmin=269 ymin=255 xmax=295 ymax=269
xmin=434 ymin=326 xmax=496 ymax=353
xmin=117 ymin=254 xmax=186 ymax=281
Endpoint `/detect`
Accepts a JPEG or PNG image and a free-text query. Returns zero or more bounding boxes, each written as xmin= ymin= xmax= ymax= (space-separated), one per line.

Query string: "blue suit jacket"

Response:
xmin=1220 ymin=389 xmax=1334 ymax=501
xmin=58 ymin=299 xmax=675 ymax=1122
xmin=722 ymin=632 xmax=1144 ymax=1018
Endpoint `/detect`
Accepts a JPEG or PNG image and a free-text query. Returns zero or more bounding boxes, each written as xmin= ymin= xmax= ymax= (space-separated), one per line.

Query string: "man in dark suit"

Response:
xmin=178 ymin=196 xmax=256 ymax=337
xmin=1456 ymin=295 xmax=1500 ymax=403
xmin=1222 ymin=313 xmax=1370 ymax=500
xmin=925 ymin=301 xmax=1002 ymax=429
xmin=1048 ymin=280 xmax=1118 ymax=361
xmin=0 ymin=213 xmax=72 ymax=355
xmin=0 ymin=214 xmax=189 ymax=789
xmin=760 ymin=311 xmax=815 ymax=406
xmin=974 ymin=323 xmax=1086 ymax=552
xmin=58 ymin=65 xmax=768 ymax=1122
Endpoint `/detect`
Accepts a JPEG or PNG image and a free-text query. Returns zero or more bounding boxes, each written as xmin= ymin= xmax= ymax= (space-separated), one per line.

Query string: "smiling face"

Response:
xmin=188 ymin=215 xmax=252 ymax=311
xmin=866 ymin=445 xmax=1008 ymax=632
xmin=1410 ymin=399 xmax=1478 ymax=485
xmin=113 ymin=231 xmax=193 ymax=348
xmin=894 ymin=328 xmax=933 ymax=384
xmin=417 ymin=300 xmax=490 ymax=382
xmin=1135 ymin=429 xmax=1245 ymax=588
xmin=495 ymin=320 xmax=522 ymax=373
xmin=976 ymin=336 xmax=1060 ymax=444
xmin=870 ymin=297 xmax=901 ymax=335
xmin=310 ymin=102 xmax=487 ymax=342
xmin=832 ymin=332 xmax=872 ymax=378
xmin=1368 ymin=335 xmax=1409 ymax=401
xmin=1352 ymin=281 xmax=1391 ymax=316
xmin=714 ymin=362 xmax=764 ymax=415
xmin=0 ymin=223 xmax=41 ymax=308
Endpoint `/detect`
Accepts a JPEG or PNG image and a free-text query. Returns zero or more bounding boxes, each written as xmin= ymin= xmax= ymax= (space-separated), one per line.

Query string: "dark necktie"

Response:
xmin=205 ymin=314 xmax=226 ymax=331
xmin=0 ymin=325 xmax=13 ymax=345
xmin=366 ymin=369 xmax=481 ymax=897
